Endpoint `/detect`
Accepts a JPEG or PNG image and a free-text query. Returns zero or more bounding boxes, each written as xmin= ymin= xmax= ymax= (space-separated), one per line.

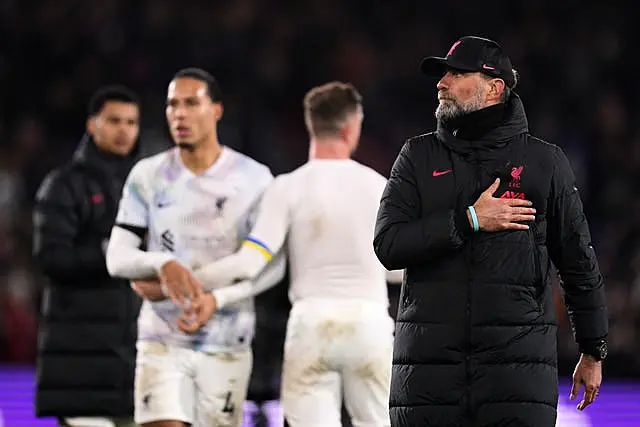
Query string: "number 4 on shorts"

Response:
xmin=222 ymin=391 xmax=235 ymax=414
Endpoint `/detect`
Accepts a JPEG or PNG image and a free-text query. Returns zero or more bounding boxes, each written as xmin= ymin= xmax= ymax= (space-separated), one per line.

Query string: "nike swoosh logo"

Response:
xmin=482 ymin=64 xmax=496 ymax=70
xmin=432 ymin=169 xmax=452 ymax=177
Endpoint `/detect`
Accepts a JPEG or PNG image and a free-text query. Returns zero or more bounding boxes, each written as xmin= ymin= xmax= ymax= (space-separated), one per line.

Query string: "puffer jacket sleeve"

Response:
xmin=374 ymin=139 xmax=472 ymax=270
xmin=33 ymin=168 xmax=109 ymax=283
xmin=546 ymin=146 xmax=608 ymax=345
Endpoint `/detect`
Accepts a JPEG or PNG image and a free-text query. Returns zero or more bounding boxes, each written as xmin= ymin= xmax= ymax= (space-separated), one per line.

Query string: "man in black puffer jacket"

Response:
xmin=33 ymin=86 xmax=145 ymax=427
xmin=374 ymin=36 xmax=608 ymax=427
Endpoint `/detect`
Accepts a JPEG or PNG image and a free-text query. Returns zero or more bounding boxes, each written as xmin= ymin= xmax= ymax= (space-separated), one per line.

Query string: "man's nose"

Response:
xmin=437 ymin=75 xmax=449 ymax=91
xmin=172 ymin=104 xmax=187 ymax=119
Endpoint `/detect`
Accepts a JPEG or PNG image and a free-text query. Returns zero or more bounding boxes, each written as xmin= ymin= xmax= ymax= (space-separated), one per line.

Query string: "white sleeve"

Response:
xmin=106 ymin=162 xmax=176 ymax=279
xmin=106 ymin=227 xmax=176 ymax=279
xmin=385 ymin=268 xmax=404 ymax=284
xmin=211 ymin=250 xmax=287 ymax=309
xmin=193 ymin=177 xmax=290 ymax=288
xmin=114 ymin=162 xmax=149 ymax=230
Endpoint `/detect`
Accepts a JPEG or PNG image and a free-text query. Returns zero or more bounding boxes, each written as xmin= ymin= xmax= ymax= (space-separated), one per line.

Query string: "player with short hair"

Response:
xmin=171 ymin=81 xmax=402 ymax=427
xmin=34 ymin=84 xmax=141 ymax=427
xmin=105 ymin=68 xmax=284 ymax=427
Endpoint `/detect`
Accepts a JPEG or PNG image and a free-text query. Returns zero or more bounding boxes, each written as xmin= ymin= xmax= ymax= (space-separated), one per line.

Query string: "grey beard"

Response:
xmin=435 ymin=101 xmax=467 ymax=122
xmin=435 ymin=91 xmax=487 ymax=122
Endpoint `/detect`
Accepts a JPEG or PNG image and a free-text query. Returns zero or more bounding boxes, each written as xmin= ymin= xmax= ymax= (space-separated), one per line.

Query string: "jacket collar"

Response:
xmin=72 ymin=133 xmax=139 ymax=177
xmin=436 ymin=93 xmax=529 ymax=159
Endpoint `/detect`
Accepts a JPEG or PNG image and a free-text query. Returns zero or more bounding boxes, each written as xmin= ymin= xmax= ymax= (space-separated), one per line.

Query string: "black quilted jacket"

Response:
xmin=33 ymin=135 xmax=142 ymax=417
xmin=374 ymin=95 xmax=608 ymax=427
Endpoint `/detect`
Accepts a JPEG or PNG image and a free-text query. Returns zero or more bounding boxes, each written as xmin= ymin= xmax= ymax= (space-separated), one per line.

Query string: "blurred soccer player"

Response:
xmin=105 ymin=68 xmax=284 ymax=427
xmin=33 ymin=85 xmax=142 ymax=427
xmin=170 ymin=82 xmax=403 ymax=427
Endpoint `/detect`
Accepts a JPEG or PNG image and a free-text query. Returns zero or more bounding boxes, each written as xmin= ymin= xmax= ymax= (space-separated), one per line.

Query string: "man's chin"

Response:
xmin=176 ymin=141 xmax=197 ymax=151
xmin=113 ymin=147 xmax=133 ymax=157
xmin=435 ymin=108 xmax=454 ymax=121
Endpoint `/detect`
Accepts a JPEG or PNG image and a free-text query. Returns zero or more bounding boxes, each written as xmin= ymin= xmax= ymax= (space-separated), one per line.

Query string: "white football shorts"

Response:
xmin=134 ymin=341 xmax=252 ymax=427
xmin=282 ymin=298 xmax=394 ymax=427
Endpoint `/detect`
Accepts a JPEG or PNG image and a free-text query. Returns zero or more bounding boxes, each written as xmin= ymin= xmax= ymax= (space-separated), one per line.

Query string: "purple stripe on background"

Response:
xmin=1 ymin=366 xmax=638 ymax=426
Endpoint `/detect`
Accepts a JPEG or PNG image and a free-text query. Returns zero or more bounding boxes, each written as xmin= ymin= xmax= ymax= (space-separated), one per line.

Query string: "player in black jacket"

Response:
xmin=374 ymin=36 xmax=608 ymax=427
xmin=33 ymin=86 xmax=143 ymax=427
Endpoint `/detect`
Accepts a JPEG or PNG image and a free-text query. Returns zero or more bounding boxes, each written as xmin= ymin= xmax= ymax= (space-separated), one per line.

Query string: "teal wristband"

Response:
xmin=468 ymin=206 xmax=479 ymax=232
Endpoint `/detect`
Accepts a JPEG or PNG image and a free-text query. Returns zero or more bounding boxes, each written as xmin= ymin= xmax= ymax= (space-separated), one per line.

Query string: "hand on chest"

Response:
xmin=422 ymin=157 xmax=549 ymax=215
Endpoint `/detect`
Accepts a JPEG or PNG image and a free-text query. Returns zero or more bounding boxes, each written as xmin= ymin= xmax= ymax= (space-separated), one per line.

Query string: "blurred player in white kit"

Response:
xmin=105 ymin=68 xmax=284 ymax=427
xmin=170 ymin=81 xmax=403 ymax=427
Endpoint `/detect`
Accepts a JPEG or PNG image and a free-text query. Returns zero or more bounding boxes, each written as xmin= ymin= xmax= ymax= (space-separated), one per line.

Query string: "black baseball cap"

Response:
xmin=420 ymin=36 xmax=516 ymax=88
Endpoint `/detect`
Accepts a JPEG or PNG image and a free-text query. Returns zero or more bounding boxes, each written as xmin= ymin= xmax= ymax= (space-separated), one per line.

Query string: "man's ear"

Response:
xmin=214 ymin=104 xmax=224 ymax=121
xmin=491 ymin=78 xmax=506 ymax=99
xmin=338 ymin=120 xmax=351 ymax=142
xmin=86 ymin=117 xmax=96 ymax=137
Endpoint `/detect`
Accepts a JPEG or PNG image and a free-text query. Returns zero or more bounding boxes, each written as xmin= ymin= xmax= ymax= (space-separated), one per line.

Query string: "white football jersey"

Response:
xmin=194 ymin=158 xmax=402 ymax=307
xmin=262 ymin=159 xmax=393 ymax=304
xmin=114 ymin=146 xmax=273 ymax=352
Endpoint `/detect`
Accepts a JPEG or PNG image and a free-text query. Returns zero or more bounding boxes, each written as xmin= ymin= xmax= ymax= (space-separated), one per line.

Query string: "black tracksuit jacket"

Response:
xmin=373 ymin=95 xmax=608 ymax=427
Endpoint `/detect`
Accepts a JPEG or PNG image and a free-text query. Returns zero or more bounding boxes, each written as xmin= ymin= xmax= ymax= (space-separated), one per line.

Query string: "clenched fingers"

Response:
xmin=176 ymin=302 xmax=201 ymax=334
xmin=177 ymin=314 xmax=201 ymax=334
xmin=195 ymin=309 xmax=211 ymax=326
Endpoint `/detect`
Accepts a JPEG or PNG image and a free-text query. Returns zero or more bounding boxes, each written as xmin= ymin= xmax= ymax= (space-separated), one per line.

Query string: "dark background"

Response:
xmin=0 ymin=0 xmax=638 ymax=398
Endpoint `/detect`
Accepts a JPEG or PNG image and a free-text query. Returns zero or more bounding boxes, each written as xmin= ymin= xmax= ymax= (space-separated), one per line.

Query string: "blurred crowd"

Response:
xmin=0 ymin=0 xmax=639 ymax=378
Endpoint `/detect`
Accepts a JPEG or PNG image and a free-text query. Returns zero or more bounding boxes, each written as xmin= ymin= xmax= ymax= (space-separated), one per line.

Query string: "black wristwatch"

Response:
xmin=579 ymin=338 xmax=608 ymax=361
